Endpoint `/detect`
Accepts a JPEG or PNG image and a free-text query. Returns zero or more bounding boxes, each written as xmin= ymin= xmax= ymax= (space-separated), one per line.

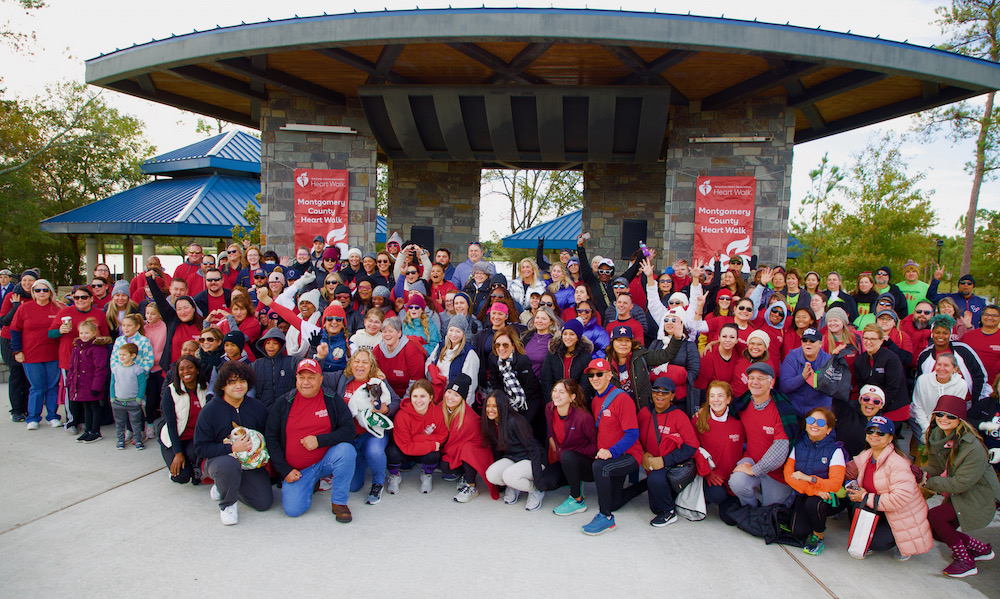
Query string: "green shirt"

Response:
xmin=896 ymin=280 xmax=930 ymax=314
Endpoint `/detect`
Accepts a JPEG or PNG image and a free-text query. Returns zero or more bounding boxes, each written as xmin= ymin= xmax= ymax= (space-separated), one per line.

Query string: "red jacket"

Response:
xmin=430 ymin=281 xmax=459 ymax=307
xmin=439 ymin=404 xmax=500 ymax=499
xmin=899 ymin=315 xmax=932 ymax=366
xmin=373 ymin=338 xmax=427 ymax=397
xmin=545 ymin=403 xmax=598 ymax=461
xmin=393 ymin=398 xmax=448 ymax=457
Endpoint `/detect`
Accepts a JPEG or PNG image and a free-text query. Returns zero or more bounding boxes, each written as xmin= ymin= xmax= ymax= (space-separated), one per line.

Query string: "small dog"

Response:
xmin=347 ymin=380 xmax=394 ymax=438
xmin=224 ymin=421 xmax=269 ymax=470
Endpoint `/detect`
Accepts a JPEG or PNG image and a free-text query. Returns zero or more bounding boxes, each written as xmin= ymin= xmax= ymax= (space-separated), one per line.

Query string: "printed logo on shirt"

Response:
xmin=279 ymin=370 xmax=285 ymax=377
xmin=423 ymin=423 xmax=437 ymax=435
xmin=394 ymin=369 xmax=404 ymax=377
xmin=729 ymin=434 xmax=741 ymax=442
xmin=762 ymin=426 xmax=774 ymax=435
xmin=658 ymin=425 xmax=671 ymax=434
xmin=821 ymin=457 xmax=828 ymax=464
xmin=875 ymin=367 xmax=885 ymax=374
xmin=603 ymin=409 xmax=612 ymax=418
xmin=316 ymin=409 xmax=328 ymax=418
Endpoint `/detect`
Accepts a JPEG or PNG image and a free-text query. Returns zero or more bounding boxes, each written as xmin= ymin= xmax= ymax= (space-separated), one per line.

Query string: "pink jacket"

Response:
xmin=852 ymin=449 xmax=933 ymax=557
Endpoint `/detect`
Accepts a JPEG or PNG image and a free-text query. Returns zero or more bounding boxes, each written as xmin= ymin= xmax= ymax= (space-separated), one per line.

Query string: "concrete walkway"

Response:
xmin=0 ymin=381 xmax=996 ymax=598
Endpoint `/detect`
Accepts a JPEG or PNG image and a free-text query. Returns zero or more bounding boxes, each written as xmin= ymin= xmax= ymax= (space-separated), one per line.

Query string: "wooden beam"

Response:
xmin=168 ymin=65 xmax=268 ymax=101
xmin=787 ymin=70 xmax=888 ymax=108
xmin=703 ymin=61 xmax=823 ymax=111
xmin=108 ymin=79 xmax=256 ymax=128
xmin=214 ymin=57 xmax=345 ymax=106
xmin=315 ymin=47 xmax=416 ymax=85
xmin=485 ymin=43 xmax=552 ymax=84
xmin=447 ymin=43 xmax=548 ymax=85
xmin=605 ymin=45 xmax=688 ymax=104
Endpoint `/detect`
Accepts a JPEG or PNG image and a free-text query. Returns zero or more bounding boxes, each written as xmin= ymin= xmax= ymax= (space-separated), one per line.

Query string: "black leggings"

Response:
xmin=145 ymin=370 xmax=164 ymax=424
xmin=791 ymin=493 xmax=847 ymax=538
xmin=537 ymin=449 xmax=595 ymax=498
xmin=385 ymin=442 xmax=440 ymax=475
xmin=592 ymin=454 xmax=640 ymax=516
xmin=83 ymin=401 xmax=103 ymax=434
xmin=442 ymin=462 xmax=479 ymax=486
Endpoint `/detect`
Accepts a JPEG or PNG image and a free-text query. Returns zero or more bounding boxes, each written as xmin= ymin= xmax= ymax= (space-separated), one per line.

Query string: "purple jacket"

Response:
xmin=66 ymin=338 xmax=109 ymax=402
xmin=545 ymin=403 xmax=598 ymax=461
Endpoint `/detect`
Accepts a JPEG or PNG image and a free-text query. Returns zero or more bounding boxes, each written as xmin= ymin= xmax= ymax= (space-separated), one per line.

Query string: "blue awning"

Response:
xmin=501 ymin=210 xmax=582 ymax=249
xmin=142 ymin=130 xmax=261 ymax=177
xmin=40 ymin=175 xmax=260 ymax=237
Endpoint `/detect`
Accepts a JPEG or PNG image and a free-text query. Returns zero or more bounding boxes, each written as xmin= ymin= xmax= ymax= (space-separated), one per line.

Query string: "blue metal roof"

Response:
xmin=502 ymin=210 xmax=582 ymax=250
xmin=40 ymin=175 xmax=260 ymax=237
xmin=142 ymin=130 xmax=260 ymax=176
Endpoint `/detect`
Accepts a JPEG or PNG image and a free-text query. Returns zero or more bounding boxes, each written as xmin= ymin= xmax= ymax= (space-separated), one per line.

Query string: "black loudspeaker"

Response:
xmin=621 ymin=219 xmax=648 ymax=260
xmin=410 ymin=226 xmax=435 ymax=251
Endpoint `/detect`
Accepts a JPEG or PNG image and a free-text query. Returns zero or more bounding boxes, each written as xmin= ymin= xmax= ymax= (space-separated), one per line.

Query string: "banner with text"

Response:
xmin=294 ymin=169 xmax=349 ymax=254
xmin=693 ymin=176 xmax=756 ymax=272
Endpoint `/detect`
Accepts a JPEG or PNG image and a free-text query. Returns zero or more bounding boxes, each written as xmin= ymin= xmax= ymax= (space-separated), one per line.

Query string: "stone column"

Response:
xmin=582 ymin=163 xmax=666 ymax=269
xmin=664 ymin=97 xmax=795 ymax=265
xmin=260 ymin=91 xmax=378 ymax=258
xmin=141 ymin=238 xmax=156 ymax=264
xmin=84 ymin=237 xmax=98 ymax=280
xmin=386 ymin=160 xmax=481 ymax=259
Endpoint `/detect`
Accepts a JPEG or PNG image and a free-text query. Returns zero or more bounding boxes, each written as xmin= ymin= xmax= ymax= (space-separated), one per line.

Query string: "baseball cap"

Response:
xmin=586 ymin=358 xmax=611 ymax=373
xmin=801 ymin=327 xmax=822 ymax=342
xmin=297 ymin=359 xmax=322 ymax=374
xmin=866 ymin=415 xmax=894 ymax=435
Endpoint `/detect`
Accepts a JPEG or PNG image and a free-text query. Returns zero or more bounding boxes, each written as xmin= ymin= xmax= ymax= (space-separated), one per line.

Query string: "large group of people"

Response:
xmin=2 ymin=235 xmax=1000 ymax=579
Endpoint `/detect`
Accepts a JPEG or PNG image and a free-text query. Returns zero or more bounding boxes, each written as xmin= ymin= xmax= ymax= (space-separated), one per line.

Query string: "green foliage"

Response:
xmin=231 ymin=196 xmax=261 ymax=246
xmin=1 ymin=0 xmax=46 ymax=52
xmin=376 ymin=164 xmax=388 ymax=216
xmin=483 ymin=168 xmax=582 ymax=233
xmin=788 ymin=133 xmax=938 ymax=286
xmin=195 ymin=118 xmax=226 ymax=137
xmin=0 ymin=81 xmax=152 ymax=283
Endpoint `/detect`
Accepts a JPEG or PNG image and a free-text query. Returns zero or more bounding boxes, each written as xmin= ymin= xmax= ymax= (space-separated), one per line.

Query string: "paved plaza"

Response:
xmin=1 ymin=380 xmax=997 ymax=598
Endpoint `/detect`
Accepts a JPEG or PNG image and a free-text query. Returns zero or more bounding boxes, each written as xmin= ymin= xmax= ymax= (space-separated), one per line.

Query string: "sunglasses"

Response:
xmin=540 ymin=301 xmax=554 ymax=307
xmin=597 ymin=269 xmax=613 ymax=275
xmin=805 ymin=416 xmax=827 ymax=427
xmin=405 ymin=270 xmax=418 ymax=275
xmin=860 ymin=395 xmax=884 ymax=406
xmin=326 ymin=281 xmax=337 ymax=286
xmin=377 ymin=259 xmax=390 ymax=264
xmin=406 ymin=305 xmax=422 ymax=310
xmin=613 ymin=284 xmax=628 ymax=289
xmin=494 ymin=342 xmax=512 ymax=349
xmin=729 ymin=260 xmax=742 ymax=265
xmin=865 ymin=428 xmax=889 ymax=437
xmin=577 ymin=309 xmax=592 ymax=314
xmin=933 ymin=411 xmax=958 ymax=420
xmin=770 ymin=308 xmax=783 ymax=314
xmin=877 ymin=300 xmax=892 ymax=305
xmin=32 ymin=288 xmax=50 ymax=293
xmin=254 ymin=275 xmax=266 ymax=279
xmin=586 ymin=372 xmax=608 ymax=378
xmin=736 ymin=306 xmax=753 ymax=312
xmin=718 ymin=297 xmax=732 ymax=302
xmin=206 ymin=277 xmax=222 ymax=282
xmin=72 ymin=295 xmax=90 ymax=300
xmin=490 ymin=294 xmax=504 ymax=300
xmin=199 ymin=337 xmax=217 ymax=343
xmin=91 ymin=283 xmax=104 ymax=288
xmin=668 ymin=300 xmax=684 ymax=305
xmin=325 ymin=316 xmax=344 ymax=323
xmin=227 ymin=249 xmax=239 ymax=254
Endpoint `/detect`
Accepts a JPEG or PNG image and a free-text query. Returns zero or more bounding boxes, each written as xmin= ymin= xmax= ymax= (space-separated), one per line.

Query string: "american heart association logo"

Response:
xmin=296 ymin=172 xmax=310 ymax=187
xmin=698 ymin=180 xmax=712 ymax=196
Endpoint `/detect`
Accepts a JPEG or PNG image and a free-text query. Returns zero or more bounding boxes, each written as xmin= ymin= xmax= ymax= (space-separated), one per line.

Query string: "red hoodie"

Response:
xmin=393 ymin=398 xmax=448 ymax=457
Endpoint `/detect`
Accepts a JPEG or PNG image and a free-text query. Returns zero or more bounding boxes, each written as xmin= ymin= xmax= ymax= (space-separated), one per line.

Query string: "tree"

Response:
xmin=375 ymin=164 xmax=388 ymax=216
xmin=231 ymin=196 xmax=261 ymax=246
xmin=1 ymin=0 xmax=45 ymax=52
xmin=195 ymin=117 xmax=226 ymax=137
xmin=915 ymin=0 xmax=1000 ymax=276
xmin=482 ymin=168 xmax=582 ymax=233
xmin=790 ymin=152 xmax=845 ymax=268
xmin=0 ymin=81 xmax=152 ymax=282
xmin=788 ymin=133 xmax=938 ymax=284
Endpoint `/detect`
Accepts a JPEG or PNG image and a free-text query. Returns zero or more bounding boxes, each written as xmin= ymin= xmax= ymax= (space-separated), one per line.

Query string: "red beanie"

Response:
xmin=323 ymin=301 xmax=346 ymax=320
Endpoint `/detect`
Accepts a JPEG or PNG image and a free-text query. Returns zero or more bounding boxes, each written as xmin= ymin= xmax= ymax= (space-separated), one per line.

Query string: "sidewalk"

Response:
xmin=0 ymin=380 xmax=996 ymax=598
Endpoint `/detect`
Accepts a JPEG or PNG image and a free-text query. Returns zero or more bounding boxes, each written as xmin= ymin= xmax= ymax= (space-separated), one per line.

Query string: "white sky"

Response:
xmin=1 ymin=0 xmax=993 ymax=240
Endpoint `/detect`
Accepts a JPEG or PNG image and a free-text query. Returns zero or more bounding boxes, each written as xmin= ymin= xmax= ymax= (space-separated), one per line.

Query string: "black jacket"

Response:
xmin=264 ymin=388 xmax=356 ymax=479
xmin=540 ymin=335 xmax=595 ymax=400
xmin=193 ymin=396 xmax=270 ymax=461
xmin=576 ymin=245 xmax=641 ymax=316
xmin=193 ymin=288 xmax=232 ymax=317
xmin=488 ymin=352 xmax=545 ymax=441
xmin=853 ymin=346 xmax=908 ymax=414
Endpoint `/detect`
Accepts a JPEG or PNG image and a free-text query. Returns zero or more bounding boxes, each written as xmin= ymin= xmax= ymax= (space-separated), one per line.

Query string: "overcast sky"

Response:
xmin=2 ymin=0 xmax=991 ymax=240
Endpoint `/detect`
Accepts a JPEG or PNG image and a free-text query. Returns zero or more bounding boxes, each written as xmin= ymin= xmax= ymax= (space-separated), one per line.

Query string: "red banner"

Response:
xmin=693 ymin=176 xmax=756 ymax=272
xmin=293 ymin=169 xmax=349 ymax=254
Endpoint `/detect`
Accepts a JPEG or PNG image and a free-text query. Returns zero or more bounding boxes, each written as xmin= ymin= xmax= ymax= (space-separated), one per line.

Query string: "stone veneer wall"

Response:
xmin=663 ymin=97 xmax=795 ymax=266
xmin=386 ymin=160 xmax=482 ymax=258
xmin=259 ymin=91 xmax=378 ymax=257
xmin=582 ymin=163 xmax=666 ymax=268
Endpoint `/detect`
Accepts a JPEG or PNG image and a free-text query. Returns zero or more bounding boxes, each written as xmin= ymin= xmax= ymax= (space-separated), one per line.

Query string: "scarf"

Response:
xmin=499 ymin=356 xmax=527 ymax=411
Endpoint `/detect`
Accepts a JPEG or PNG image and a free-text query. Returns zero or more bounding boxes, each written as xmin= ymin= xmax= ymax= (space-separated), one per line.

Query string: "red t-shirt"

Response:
xmin=284 ymin=392 xmax=333 ymax=471
xmin=170 ymin=321 xmax=202 ymax=365
xmin=692 ymin=412 xmax=745 ymax=485
xmin=591 ymin=388 xmax=643 ymax=466
xmin=739 ymin=399 xmax=788 ymax=484
xmin=605 ymin=317 xmax=644 ymax=343
xmin=342 ymin=378 xmax=366 ymax=435
xmin=11 ymin=301 xmax=61 ymax=363
xmin=961 ymin=329 xmax=1000 ymax=382
xmin=861 ymin=456 xmax=877 ymax=494
xmin=550 ymin=412 xmax=566 ymax=463
xmin=206 ymin=292 xmax=229 ymax=314
xmin=179 ymin=391 xmax=203 ymax=441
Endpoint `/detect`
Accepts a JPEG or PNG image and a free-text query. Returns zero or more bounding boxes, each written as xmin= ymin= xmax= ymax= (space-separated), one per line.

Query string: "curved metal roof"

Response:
xmin=143 ymin=130 xmax=261 ymax=176
xmin=85 ymin=8 xmax=1000 ymax=150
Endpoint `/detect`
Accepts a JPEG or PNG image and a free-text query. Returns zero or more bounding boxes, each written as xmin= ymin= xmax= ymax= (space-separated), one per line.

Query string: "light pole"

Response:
xmin=936 ymin=239 xmax=944 ymax=265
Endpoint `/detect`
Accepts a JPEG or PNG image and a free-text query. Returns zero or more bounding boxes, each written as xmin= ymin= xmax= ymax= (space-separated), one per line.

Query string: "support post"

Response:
xmin=84 ymin=237 xmax=98 ymax=281
xmin=124 ymin=237 xmax=135 ymax=280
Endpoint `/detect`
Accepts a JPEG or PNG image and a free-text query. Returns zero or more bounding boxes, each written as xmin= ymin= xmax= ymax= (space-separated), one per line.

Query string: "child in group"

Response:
xmin=66 ymin=319 xmax=110 ymax=443
xmin=386 ymin=379 xmax=447 ymax=494
xmin=438 ymin=373 xmax=498 ymax=502
xmin=110 ymin=342 xmax=149 ymax=450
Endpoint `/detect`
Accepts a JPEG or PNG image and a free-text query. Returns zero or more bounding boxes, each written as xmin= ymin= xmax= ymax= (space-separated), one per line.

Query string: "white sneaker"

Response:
xmin=419 ymin=473 xmax=433 ymax=494
xmin=26 ymin=421 xmax=38 ymax=430
xmin=124 ymin=430 xmax=133 ymax=443
xmin=210 ymin=485 xmax=221 ymax=502
xmin=386 ymin=473 xmax=401 ymax=494
xmin=503 ymin=487 xmax=521 ymax=504
xmin=144 ymin=424 xmax=155 ymax=441
xmin=220 ymin=503 xmax=238 ymax=525
xmin=454 ymin=484 xmax=479 ymax=503
xmin=48 ymin=419 xmax=61 ymax=428
xmin=525 ymin=489 xmax=545 ymax=511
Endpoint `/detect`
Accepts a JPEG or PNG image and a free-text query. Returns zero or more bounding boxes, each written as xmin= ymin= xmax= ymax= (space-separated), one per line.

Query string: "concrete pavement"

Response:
xmin=0 ymin=381 xmax=997 ymax=598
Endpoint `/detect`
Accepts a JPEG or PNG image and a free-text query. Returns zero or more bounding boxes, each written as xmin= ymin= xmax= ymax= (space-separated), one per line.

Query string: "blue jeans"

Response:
xmin=350 ymin=433 xmax=388 ymax=491
xmin=23 ymin=360 xmax=59 ymax=424
xmin=280 ymin=443 xmax=356 ymax=517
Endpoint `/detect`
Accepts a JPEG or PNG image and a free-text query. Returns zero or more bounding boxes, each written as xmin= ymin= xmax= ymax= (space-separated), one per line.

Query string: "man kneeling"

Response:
xmin=266 ymin=359 xmax=358 ymax=521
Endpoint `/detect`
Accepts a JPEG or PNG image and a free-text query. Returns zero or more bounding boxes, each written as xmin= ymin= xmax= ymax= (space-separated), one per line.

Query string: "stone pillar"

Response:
xmin=84 ymin=237 xmax=98 ymax=280
xmin=386 ymin=160 xmax=481 ymax=259
xmin=260 ymin=91 xmax=378 ymax=258
xmin=664 ymin=97 xmax=795 ymax=265
xmin=582 ymin=163 xmax=666 ymax=269
xmin=141 ymin=238 xmax=156 ymax=264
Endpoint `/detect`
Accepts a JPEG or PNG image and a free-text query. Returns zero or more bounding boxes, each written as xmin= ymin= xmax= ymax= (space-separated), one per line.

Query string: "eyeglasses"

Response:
xmin=736 ymin=306 xmax=753 ymax=312
xmin=206 ymin=277 xmax=222 ymax=282
xmin=860 ymin=395 xmax=884 ymax=406
xmin=805 ymin=416 xmax=827 ymax=427
xmin=586 ymin=372 xmax=607 ymax=378
xmin=72 ymin=295 xmax=90 ymax=301
xmin=865 ymin=428 xmax=889 ymax=437
xmin=933 ymin=411 xmax=958 ymax=420
xmin=862 ymin=336 xmax=880 ymax=342
xmin=540 ymin=301 xmax=554 ymax=307
xmin=405 ymin=270 xmax=418 ymax=275
xmin=31 ymin=288 xmax=50 ymax=293
xmin=325 ymin=316 xmax=344 ymax=323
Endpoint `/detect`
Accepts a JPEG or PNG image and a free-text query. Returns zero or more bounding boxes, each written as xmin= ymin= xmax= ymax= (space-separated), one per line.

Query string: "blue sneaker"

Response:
xmin=582 ymin=513 xmax=615 ymax=536
xmin=553 ymin=496 xmax=587 ymax=516
xmin=803 ymin=534 xmax=825 ymax=556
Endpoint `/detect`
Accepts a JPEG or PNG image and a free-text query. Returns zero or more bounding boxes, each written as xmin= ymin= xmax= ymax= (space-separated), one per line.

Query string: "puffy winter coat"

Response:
xmin=66 ymin=338 xmax=110 ymax=402
xmin=852 ymin=448 xmax=933 ymax=557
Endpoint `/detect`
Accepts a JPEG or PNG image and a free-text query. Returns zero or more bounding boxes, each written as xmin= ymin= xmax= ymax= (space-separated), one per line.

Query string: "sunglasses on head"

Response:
xmin=933 ymin=411 xmax=958 ymax=420
xmin=860 ymin=395 xmax=884 ymax=406
xmin=805 ymin=416 xmax=827 ymax=427
xmin=865 ymin=428 xmax=889 ymax=437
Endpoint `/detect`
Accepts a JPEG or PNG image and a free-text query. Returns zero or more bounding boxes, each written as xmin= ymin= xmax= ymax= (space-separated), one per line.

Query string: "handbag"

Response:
xmin=675 ymin=474 xmax=707 ymax=521
xmin=666 ymin=459 xmax=697 ymax=495
xmin=814 ymin=352 xmax=852 ymax=402
xmin=848 ymin=502 xmax=880 ymax=559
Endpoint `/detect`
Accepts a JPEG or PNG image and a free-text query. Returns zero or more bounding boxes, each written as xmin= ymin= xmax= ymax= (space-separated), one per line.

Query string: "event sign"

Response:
xmin=693 ymin=176 xmax=756 ymax=272
xmin=293 ymin=169 xmax=349 ymax=254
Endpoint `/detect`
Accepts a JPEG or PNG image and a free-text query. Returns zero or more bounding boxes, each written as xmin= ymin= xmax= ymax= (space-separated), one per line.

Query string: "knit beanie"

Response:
xmin=112 ymin=280 xmax=130 ymax=297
